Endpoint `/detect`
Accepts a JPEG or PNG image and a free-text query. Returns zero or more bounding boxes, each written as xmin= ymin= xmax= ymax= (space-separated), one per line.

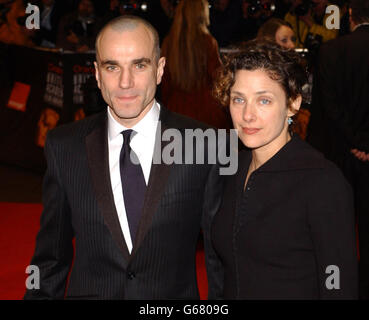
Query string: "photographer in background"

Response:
xmin=209 ymin=0 xmax=243 ymax=47
xmin=100 ymin=0 xmax=129 ymax=27
xmin=56 ymin=0 xmax=99 ymax=52
xmin=235 ymin=0 xmax=277 ymax=42
xmin=0 ymin=0 xmax=34 ymax=46
xmin=285 ymin=0 xmax=339 ymax=48
xmin=32 ymin=0 xmax=64 ymax=48
xmin=146 ymin=0 xmax=175 ymax=44
xmin=100 ymin=1 xmax=152 ymax=31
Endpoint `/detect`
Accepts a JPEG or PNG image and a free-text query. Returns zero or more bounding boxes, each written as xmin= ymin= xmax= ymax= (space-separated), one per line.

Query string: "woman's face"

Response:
xmin=275 ymin=26 xmax=296 ymax=49
xmin=229 ymin=69 xmax=300 ymax=153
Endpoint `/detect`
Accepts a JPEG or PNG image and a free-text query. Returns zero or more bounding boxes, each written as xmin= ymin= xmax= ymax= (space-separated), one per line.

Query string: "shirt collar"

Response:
xmin=107 ymin=100 xmax=160 ymax=141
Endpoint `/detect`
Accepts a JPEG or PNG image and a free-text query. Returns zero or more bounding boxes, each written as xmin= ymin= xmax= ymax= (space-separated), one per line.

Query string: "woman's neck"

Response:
xmin=251 ymin=132 xmax=292 ymax=171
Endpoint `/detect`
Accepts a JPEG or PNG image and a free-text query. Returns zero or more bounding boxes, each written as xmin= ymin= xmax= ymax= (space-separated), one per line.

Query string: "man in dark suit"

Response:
xmin=33 ymin=0 xmax=64 ymax=47
xmin=24 ymin=15 xmax=224 ymax=299
xmin=307 ymin=0 xmax=369 ymax=299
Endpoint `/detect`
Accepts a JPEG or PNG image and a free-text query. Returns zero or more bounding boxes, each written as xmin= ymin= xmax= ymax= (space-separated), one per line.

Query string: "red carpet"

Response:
xmin=0 ymin=203 xmax=41 ymax=300
xmin=0 ymin=202 xmax=208 ymax=300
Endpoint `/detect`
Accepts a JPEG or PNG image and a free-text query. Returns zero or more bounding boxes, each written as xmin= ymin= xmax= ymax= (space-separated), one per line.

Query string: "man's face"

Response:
xmin=94 ymin=25 xmax=165 ymax=128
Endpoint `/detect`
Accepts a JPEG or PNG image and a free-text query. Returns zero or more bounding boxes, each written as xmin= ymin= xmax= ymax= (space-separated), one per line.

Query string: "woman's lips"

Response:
xmin=242 ymin=127 xmax=261 ymax=135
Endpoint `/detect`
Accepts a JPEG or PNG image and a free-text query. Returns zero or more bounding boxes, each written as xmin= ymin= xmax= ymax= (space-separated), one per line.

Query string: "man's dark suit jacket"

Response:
xmin=307 ymin=24 xmax=369 ymax=299
xmin=307 ymin=24 xmax=369 ymax=161
xmin=24 ymin=106 xmax=223 ymax=299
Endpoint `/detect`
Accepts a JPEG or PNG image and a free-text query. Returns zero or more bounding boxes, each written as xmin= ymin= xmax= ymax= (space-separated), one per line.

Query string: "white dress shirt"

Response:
xmin=107 ymin=100 xmax=160 ymax=253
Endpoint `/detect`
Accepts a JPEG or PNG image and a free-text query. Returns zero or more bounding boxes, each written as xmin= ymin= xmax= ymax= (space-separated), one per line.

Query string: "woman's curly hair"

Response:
xmin=213 ymin=39 xmax=308 ymax=111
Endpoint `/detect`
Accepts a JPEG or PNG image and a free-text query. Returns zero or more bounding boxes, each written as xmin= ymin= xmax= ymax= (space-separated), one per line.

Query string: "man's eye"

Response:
xmin=136 ymin=63 xmax=146 ymax=69
xmin=106 ymin=65 xmax=117 ymax=71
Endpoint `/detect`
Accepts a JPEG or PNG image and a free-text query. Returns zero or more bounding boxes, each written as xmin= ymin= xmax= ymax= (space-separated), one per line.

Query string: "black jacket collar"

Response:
xmin=239 ymin=135 xmax=329 ymax=174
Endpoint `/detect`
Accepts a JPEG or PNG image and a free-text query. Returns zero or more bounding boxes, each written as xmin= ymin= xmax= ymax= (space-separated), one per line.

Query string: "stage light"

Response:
xmin=141 ymin=2 xmax=148 ymax=12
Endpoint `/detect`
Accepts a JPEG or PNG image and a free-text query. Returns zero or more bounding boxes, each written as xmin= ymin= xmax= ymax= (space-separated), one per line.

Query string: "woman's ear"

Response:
xmin=288 ymin=95 xmax=302 ymax=117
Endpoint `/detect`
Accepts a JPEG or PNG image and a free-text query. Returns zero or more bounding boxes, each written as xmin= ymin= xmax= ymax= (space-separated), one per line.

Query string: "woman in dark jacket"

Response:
xmin=211 ymin=40 xmax=358 ymax=299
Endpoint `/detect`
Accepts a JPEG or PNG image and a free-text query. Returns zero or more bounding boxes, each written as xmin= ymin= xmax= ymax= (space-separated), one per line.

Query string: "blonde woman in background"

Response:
xmin=257 ymin=18 xmax=296 ymax=49
xmin=161 ymin=0 xmax=231 ymax=129
xmin=256 ymin=17 xmax=311 ymax=140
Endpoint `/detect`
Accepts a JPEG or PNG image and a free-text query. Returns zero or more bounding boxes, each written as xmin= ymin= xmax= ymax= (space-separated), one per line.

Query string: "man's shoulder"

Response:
xmin=322 ymin=27 xmax=369 ymax=52
xmin=47 ymin=111 xmax=106 ymax=143
xmin=160 ymin=106 xmax=213 ymax=131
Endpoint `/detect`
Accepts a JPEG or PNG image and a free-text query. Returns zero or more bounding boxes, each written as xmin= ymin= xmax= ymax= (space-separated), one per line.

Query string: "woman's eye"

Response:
xmin=260 ymin=98 xmax=271 ymax=105
xmin=232 ymin=97 xmax=244 ymax=104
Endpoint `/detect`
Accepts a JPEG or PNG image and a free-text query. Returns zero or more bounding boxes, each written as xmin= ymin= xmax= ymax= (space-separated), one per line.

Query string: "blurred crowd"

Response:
xmin=1 ymin=0 xmax=369 ymax=299
xmin=0 ymin=0 xmax=176 ymax=51
xmin=0 ymin=0 xmax=349 ymax=51
xmin=0 ymin=0 xmax=354 ymax=137
xmin=0 ymin=0 xmax=358 ymax=145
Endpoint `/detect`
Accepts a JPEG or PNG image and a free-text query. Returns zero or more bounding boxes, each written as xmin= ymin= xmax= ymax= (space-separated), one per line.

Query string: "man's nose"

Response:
xmin=119 ymin=69 xmax=134 ymax=89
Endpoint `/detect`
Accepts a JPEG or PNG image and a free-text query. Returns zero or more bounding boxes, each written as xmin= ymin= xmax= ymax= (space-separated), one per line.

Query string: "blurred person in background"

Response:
xmin=307 ymin=0 xmax=369 ymax=299
xmin=161 ymin=0 xmax=231 ymax=128
xmin=209 ymin=0 xmax=243 ymax=47
xmin=100 ymin=0 xmax=129 ymax=27
xmin=285 ymin=0 xmax=339 ymax=49
xmin=146 ymin=0 xmax=175 ymax=44
xmin=273 ymin=0 xmax=292 ymax=18
xmin=235 ymin=0 xmax=277 ymax=43
xmin=56 ymin=0 xmax=99 ymax=52
xmin=33 ymin=0 xmax=64 ymax=48
xmin=257 ymin=17 xmax=296 ymax=48
xmin=256 ymin=17 xmax=311 ymax=140
xmin=0 ymin=0 xmax=35 ymax=46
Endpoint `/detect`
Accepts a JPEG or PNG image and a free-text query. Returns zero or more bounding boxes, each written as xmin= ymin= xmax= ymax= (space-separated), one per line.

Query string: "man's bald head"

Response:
xmin=95 ymin=15 xmax=161 ymax=63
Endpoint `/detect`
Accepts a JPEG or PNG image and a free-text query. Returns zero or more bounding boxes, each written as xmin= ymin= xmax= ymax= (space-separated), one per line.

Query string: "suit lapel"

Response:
xmin=85 ymin=113 xmax=130 ymax=263
xmin=131 ymin=107 xmax=172 ymax=257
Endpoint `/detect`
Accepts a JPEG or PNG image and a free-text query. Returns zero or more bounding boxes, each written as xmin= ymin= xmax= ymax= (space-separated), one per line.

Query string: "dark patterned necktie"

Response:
xmin=120 ymin=130 xmax=146 ymax=244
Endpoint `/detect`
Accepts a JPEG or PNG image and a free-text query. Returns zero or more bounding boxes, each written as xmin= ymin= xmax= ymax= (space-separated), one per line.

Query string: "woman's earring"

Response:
xmin=287 ymin=117 xmax=293 ymax=125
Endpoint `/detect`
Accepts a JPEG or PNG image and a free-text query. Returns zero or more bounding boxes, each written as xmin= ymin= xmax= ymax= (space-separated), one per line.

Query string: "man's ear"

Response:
xmin=94 ymin=61 xmax=101 ymax=89
xmin=156 ymin=57 xmax=166 ymax=85
xmin=287 ymin=95 xmax=302 ymax=117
